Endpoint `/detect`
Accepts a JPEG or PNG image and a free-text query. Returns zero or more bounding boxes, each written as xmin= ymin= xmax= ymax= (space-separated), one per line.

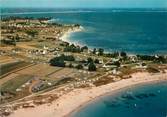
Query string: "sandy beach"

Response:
xmin=8 ymin=72 xmax=167 ymax=117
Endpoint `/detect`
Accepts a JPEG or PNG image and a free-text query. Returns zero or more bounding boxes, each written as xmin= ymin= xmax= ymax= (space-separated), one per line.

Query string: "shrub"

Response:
xmin=94 ymin=59 xmax=100 ymax=64
xmin=98 ymin=48 xmax=104 ymax=56
xmin=88 ymin=62 xmax=96 ymax=71
xmin=26 ymin=30 xmax=38 ymax=37
xmin=68 ymin=63 xmax=74 ymax=68
xmin=49 ymin=57 xmax=65 ymax=67
xmin=76 ymin=64 xmax=83 ymax=69
xmin=87 ymin=57 xmax=93 ymax=63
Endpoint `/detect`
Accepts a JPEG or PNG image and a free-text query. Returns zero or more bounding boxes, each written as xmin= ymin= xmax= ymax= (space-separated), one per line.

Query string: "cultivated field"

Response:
xmin=0 ymin=56 xmax=31 ymax=76
xmin=16 ymin=63 xmax=62 ymax=77
xmin=48 ymin=68 xmax=76 ymax=79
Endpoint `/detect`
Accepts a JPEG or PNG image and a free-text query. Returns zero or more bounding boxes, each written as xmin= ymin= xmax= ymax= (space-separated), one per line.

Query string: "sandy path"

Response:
xmin=9 ymin=72 xmax=167 ymax=117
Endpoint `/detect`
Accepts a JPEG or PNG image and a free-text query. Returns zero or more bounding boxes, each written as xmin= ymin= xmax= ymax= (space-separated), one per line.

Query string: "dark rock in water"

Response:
xmin=148 ymin=93 xmax=156 ymax=97
xmin=121 ymin=94 xmax=136 ymax=100
xmin=135 ymin=93 xmax=149 ymax=99
xmin=103 ymin=100 xmax=121 ymax=108
xmin=125 ymin=105 xmax=131 ymax=108
xmin=124 ymin=101 xmax=131 ymax=105
xmin=135 ymin=92 xmax=156 ymax=99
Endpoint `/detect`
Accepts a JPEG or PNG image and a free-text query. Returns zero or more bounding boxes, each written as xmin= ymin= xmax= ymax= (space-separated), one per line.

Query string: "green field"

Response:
xmin=0 ymin=61 xmax=30 ymax=76
xmin=0 ymin=74 xmax=33 ymax=93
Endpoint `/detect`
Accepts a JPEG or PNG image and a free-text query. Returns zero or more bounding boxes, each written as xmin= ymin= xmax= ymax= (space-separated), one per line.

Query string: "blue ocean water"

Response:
xmin=71 ymin=81 xmax=167 ymax=117
xmin=1 ymin=8 xmax=167 ymax=54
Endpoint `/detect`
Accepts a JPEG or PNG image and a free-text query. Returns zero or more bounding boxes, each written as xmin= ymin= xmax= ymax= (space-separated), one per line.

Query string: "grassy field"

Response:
xmin=0 ymin=61 xmax=31 ymax=76
xmin=0 ymin=74 xmax=33 ymax=93
xmin=17 ymin=63 xmax=62 ymax=77
xmin=0 ymin=73 xmax=19 ymax=86
xmin=48 ymin=68 xmax=76 ymax=79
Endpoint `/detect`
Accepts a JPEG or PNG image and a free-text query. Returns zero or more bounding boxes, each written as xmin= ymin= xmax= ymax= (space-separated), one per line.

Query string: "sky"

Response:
xmin=1 ymin=0 xmax=167 ymax=8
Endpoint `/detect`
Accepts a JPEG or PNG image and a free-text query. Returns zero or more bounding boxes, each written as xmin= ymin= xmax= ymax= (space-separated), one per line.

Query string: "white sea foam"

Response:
xmin=60 ymin=26 xmax=85 ymax=46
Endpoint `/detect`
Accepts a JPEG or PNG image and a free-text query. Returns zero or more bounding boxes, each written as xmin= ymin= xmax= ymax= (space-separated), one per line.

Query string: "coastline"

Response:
xmin=9 ymin=72 xmax=167 ymax=117
xmin=68 ymin=77 xmax=167 ymax=117
xmin=60 ymin=26 xmax=84 ymax=46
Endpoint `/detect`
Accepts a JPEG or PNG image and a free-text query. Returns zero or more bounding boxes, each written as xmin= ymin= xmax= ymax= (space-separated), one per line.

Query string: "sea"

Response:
xmin=70 ymin=81 xmax=167 ymax=117
xmin=1 ymin=8 xmax=167 ymax=55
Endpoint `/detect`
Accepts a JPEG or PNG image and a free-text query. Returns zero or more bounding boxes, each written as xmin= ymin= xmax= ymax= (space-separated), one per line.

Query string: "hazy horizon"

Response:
xmin=1 ymin=0 xmax=167 ymax=8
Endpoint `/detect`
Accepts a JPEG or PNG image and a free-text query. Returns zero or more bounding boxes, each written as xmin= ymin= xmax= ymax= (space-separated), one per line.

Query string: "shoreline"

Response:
xmin=60 ymin=26 xmax=84 ymax=47
xmin=68 ymin=78 xmax=167 ymax=117
xmin=59 ymin=25 xmax=167 ymax=56
xmin=9 ymin=72 xmax=167 ymax=117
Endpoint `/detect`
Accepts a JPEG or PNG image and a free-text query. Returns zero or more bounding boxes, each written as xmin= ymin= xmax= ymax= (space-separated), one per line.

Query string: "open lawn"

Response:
xmin=48 ymin=68 xmax=76 ymax=79
xmin=0 ymin=74 xmax=33 ymax=93
xmin=0 ymin=61 xmax=31 ymax=76
xmin=17 ymin=63 xmax=62 ymax=77
xmin=0 ymin=73 xmax=19 ymax=86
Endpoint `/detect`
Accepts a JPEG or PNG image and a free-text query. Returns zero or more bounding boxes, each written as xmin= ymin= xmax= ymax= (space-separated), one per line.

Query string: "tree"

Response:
xmin=76 ymin=64 xmax=83 ymax=69
xmin=137 ymin=55 xmax=155 ymax=61
xmin=114 ymin=61 xmax=121 ymax=67
xmin=64 ymin=44 xmax=81 ymax=53
xmin=68 ymin=63 xmax=74 ymax=68
xmin=155 ymin=56 xmax=166 ymax=63
xmin=15 ymin=34 xmax=20 ymax=42
xmin=98 ymin=48 xmax=104 ymax=56
xmin=120 ymin=51 xmax=127 ymax=58
xmin=49 ymin=57 xmax=65 ymax=67
xmin=88 ymin=62 xmax=96 ymax=71
xmin=81 ymin=46 xmax=88 ymax=52
xmin=1 ymin=39 xmax=16 ymax=46
xmin=87 ymin=57 xmax=93 ymax=63
xmin=26 ymin=30 xmax=38 ymax=37
xmin=92 ymin=48 xmax=96 ymax=54
xmin=60 ymin=54 xmax=75 ymax=61
xmin=94 ymin=59 xmax=100 ymax=64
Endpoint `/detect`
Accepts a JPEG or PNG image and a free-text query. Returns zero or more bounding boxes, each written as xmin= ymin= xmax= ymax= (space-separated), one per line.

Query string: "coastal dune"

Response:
xmin=9 ymin=72 xmax=167 ymax=117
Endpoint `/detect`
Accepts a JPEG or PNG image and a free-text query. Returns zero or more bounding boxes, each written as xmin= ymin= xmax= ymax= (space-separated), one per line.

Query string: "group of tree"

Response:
xmin=75 ymin=62 xmax=96 ymax=71
xmin=49 ymin=22 xmax=63 ymax=27
xmin=75 ymin=64 xmax=84 ymax=69
xmin=49 ymin=54 xmax=75 ymax=67
xmin=64 ymin=44 xmax=88 ymax=53
xmin=137 ymin=55 xmax=166 ymax=63
xmin=1 ymin=39 xmax=16 ymax=46
xmin=59 ymin=54 xmax=75 ymax=61
xmin=103 ymin=52 xmax=119 ymax=58
xmin=88 ymin=62 xmax=96 ymax=71
xmin=25 ymin=30 xmax=38 ymax=37
xmin=120 ymin=51 xmax=127 ymax=58
xmin=92 ymin=48 xmax=104 ymax=56
xmin=106 ymin=61 xmax=121 ymax=67
xmin=2 ymin=16 xmax=52 ymax=22
xmin=87 ymin=57 xmax=97 ymax=71
xmin=49 ymin=57 xmax=65 ymax=67
xmin=50 ymin=55 xmax=97 ymax=71
xmin=73 ymin=24 xmax=80 ymax=27
xmin=92 ymin=48 xmax=127 ymax=59
xmin=15 ymin=34 xmax=20 ymax=42
xmin=86 ymin=57 xmax=99 ymax=64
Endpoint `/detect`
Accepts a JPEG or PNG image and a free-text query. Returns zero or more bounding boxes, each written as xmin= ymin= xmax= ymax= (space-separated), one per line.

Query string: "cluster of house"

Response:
xmin=26 ymin=46 xmax=60 ymax=57
xmin=15 ymin=77 xmax=49 ymax=93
